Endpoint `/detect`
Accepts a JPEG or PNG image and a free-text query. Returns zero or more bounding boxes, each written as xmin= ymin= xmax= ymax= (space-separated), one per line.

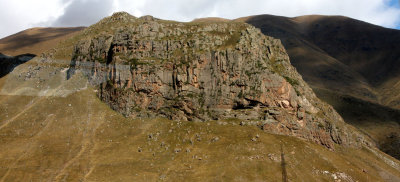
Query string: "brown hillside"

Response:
xmin=192 ymin=17 xmax=230 ymax=23
xmin=0 ymin=27 xmax=85 ymax=56
xmin=292 ymin=15 xmax=400 ymax=86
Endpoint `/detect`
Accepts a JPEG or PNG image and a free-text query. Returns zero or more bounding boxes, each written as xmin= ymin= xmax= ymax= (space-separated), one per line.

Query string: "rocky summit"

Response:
xmin=66 ymin=12 xmax=368 ymax=149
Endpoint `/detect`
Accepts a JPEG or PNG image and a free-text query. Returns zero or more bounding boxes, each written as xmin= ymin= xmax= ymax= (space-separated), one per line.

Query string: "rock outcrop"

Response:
xmin=68 ymin=12 xmax=370 ymax=149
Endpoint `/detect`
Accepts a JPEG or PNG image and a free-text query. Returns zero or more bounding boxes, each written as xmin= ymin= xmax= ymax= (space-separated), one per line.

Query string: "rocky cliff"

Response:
xmin=68 ymin=12 xmax=369 ymax=149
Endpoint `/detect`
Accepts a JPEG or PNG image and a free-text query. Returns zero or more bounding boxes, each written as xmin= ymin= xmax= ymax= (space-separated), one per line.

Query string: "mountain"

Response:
xmin=0 ymin=12 xmax=399 ymax=181
xmin=67 ymin=12 xmax=370 ymax=148
xmin=234 ymin=14 xmax=400 ymax=160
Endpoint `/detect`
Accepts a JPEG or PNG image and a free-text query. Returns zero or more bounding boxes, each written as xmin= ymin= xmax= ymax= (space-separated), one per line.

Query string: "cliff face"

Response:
xmin=68 ymin=12 xmax=369 ymax=149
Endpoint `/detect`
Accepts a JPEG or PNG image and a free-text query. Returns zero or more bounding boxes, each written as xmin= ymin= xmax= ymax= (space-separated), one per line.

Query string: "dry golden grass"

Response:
xmin=191 ymin=17 xmax=230 ymax=23
xmin=0 ymin=80 xmax=399 ymax=181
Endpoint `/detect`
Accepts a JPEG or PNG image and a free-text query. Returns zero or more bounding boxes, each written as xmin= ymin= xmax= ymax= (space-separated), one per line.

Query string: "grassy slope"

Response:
xmin=0 ymin=27 xmax=85 ymax=56
xmin=0 ymin=81 xmax=399 ymax=181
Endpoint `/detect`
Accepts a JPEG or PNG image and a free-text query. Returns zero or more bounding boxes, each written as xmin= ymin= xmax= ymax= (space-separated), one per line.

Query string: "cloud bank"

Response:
xmin=0 ymin=0 xmax=399 ymax=38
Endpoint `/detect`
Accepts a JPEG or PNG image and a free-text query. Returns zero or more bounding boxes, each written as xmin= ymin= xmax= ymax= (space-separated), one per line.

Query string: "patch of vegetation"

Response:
xmin=133 ymin=107 xmax=142 ymax=112
xmin=294 ymin=88 xmax=301 ymax=96
xmin=223 ymin=31 xmax=241 ymax=47
xmin=106 ymin=79 xmax=114 ymax=87
xmin=185 ymin=92 xmax=198 ymax=99
xmin=272 ymin=62 xmax=285 ymax=74
xmin=127 ymin=58 xmax=150 ymax=69
xmin=238 ymin=90 xmax=244 ymax=98
xmin=283 ymin=76 xmax=299 ymax=86
xmin=256 ymin=60 xmax=267 ymax=69
xmin=95 ymin=57 xmax=106 ymax=63
xmin=198 ymin=94 xmax=205 ymax=107
xmin=245 ymin=70 xmax=260 ymax=77
xmin=172 ymin=49 xmax=184 ymax=58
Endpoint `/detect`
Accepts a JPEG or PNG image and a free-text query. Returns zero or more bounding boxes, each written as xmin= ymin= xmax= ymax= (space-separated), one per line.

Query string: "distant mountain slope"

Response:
xmin=191 ymin=17 xmax=230 ymax=23
xmin=240 ymin=14 xmax=400 ymax=108
xmin=291 ymin=15 xmax=400 ymax=86
xmin=0 ymin=27 xmax=85 ymax=56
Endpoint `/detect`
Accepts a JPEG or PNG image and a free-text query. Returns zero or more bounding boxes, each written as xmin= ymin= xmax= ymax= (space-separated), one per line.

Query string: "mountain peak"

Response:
xmin=95 ymin=11 xmax=137 ymax=26
xmin=138 ymin=15 xmax=158 ymax=21
xmin=110 ymin=11 xmax=136 ymax=20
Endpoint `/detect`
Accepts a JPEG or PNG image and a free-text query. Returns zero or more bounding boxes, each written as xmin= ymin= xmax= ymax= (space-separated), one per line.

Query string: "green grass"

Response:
xmin=223 ymin=31 xmax=241 ymax=47
xmin=283 ymin=76 xmax=299 ymax=86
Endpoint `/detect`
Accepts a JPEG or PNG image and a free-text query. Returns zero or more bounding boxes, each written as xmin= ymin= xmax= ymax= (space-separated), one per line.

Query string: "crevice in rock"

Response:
xmin=106 ymin=45 xmax=114 ymax=64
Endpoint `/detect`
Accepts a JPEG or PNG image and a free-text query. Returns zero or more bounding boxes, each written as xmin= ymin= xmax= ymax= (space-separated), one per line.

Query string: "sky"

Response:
xmin=0 ymin=0 xmax=399 ymax=38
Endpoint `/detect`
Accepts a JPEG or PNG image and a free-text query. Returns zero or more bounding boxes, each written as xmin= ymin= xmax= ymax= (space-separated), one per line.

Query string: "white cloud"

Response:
xmin=112 ymin=0 xmax=146 ymax=17
xmin=0 ymin=0 xmax=399 ymax=39
xmin=52 ymin=0 xmax=114 ymax=27
xmin=111 ymin=0 xmax=400 ymax=28
xmin=0 ymin=0 xmax=66 ymax=38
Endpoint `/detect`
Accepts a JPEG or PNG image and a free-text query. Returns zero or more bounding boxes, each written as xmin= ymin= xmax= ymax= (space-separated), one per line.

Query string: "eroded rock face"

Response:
xmin=68 ymin=13 xmax=370 ymax=149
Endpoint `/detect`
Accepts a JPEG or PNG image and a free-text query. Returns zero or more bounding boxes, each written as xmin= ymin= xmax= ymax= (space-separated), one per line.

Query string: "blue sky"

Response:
xmin=389 ymin=0 xmax=399 ymax=8
xmin=390 ymin=0 xmax=400 ymax=28
xmin=0 ymin=0 xmax=400 ymax=38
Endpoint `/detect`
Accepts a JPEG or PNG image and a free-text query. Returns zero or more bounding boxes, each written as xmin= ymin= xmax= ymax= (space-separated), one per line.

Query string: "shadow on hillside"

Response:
xmin=314 ymin=87 xmax=400 ymax=160
xmin=245 ymin=15 xmax=400 ymax=160
xmin=0 ymin=27 xmax=85 ymax=54
xmin=0 ymin=53 xmax=36 ymax=78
